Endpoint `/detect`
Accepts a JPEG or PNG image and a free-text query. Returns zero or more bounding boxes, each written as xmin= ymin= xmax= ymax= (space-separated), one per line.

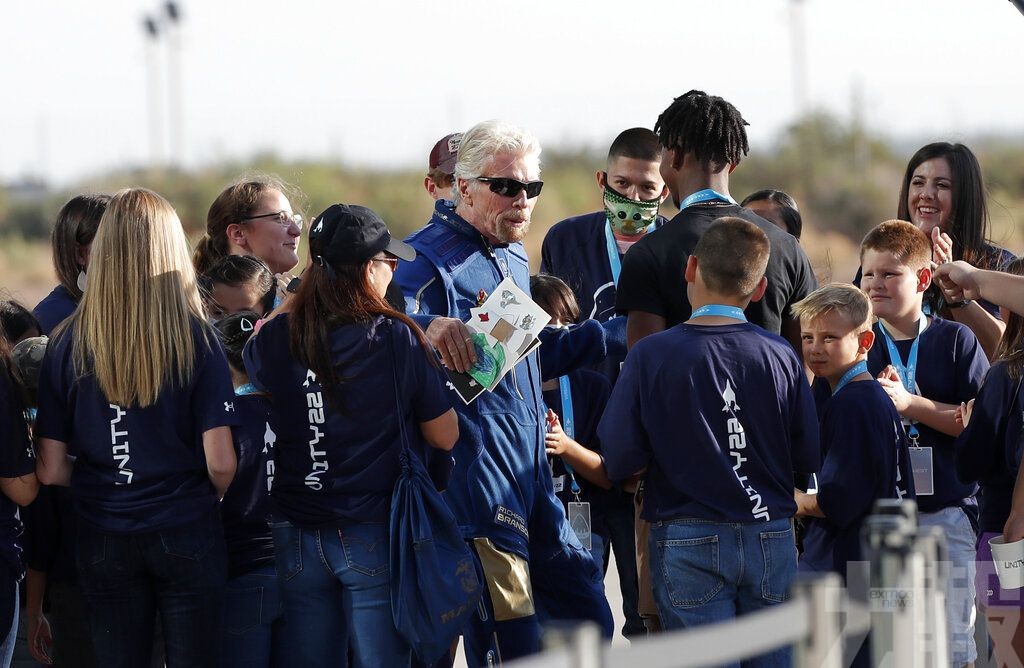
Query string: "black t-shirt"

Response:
xmin=615 ymin=204 xmax=817 ymax=335
xmin=0 ymin=368 xmax=35 ymax=578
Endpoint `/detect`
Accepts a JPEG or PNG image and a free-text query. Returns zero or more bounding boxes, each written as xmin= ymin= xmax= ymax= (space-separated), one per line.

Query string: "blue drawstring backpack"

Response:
xmin=389 ymin=326 xmax=483 ymax=663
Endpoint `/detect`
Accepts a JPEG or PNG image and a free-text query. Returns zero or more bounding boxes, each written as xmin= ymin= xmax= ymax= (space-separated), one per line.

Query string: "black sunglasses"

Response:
xmin=475 ymin=177 xmax=544 ymax=199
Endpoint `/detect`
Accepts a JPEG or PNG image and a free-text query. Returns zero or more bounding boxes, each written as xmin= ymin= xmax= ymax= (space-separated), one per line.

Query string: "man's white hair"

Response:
xmin=453 ymin=121 xmax=541 ymax=204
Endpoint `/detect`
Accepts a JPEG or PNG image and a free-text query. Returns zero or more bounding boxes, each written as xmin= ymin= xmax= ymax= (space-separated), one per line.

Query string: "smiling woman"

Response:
xmin=895 ymin=143 xmax=1017 ymax=358
xmin=194 ymin=176 xmax=305 ymax=276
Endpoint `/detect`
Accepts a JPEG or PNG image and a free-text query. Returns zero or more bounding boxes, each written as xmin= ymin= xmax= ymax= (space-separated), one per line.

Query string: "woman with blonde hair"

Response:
xmin=34 ymin=188 xmax=239 ymax=668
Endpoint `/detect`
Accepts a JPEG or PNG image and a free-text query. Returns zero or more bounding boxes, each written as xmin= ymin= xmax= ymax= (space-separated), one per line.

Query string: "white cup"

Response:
xmin=990 ymin=535 xmax=1024 ymax=590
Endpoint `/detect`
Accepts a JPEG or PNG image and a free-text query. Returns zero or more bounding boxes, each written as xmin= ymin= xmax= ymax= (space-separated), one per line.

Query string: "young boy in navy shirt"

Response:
xmin=793 ymin=284 xmax=915 ymax=576
xmin=859 ymin=220 xmax=988 ymax=664
xmin=792 ymin=284 xmax=914 ymax=668
xmin=599 ymin=218 xmax=819 ymax=661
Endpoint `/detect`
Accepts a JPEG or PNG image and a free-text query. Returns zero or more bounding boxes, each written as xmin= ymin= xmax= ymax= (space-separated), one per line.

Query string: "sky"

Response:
xmin=2 ymin=0 xmax=1023 ymax=185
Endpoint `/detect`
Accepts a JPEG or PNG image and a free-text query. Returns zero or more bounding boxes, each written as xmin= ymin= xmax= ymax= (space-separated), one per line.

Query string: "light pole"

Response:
xmin=142 ymin=15 xmax=164 ymax=169
xmin=164 ymin=2 xmax=184 ymax=168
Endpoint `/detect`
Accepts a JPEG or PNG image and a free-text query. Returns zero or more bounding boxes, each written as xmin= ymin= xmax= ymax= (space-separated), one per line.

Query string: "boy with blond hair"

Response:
xmin=793 ymin=284 xmax=915 ymax=668
xmin=600 ymin=217 xmax=819 ymax=663
xmin=859 ymin=219 xmax=988 ymax=664
xmin=793 ymin=284 xmax=914 ymax=575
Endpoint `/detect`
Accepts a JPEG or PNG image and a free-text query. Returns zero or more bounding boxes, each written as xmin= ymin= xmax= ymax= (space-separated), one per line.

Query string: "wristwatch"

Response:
xmin=945 ymin=299 xmax=973 ymax=309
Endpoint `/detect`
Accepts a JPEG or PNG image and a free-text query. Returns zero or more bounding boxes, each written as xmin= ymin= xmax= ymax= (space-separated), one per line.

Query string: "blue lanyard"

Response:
xmin=877 ymin=315 xmax=927 ymax=443
xmin=877 ymin=316 xmax=926 ymax=394
xmin=557 ymin=375 xmax=581 ymax=496
xmin=679 ymin=188 xmax=736 ymax=209
xmin=603 ymin=222 xmax=622 ymax=286
xmin=235 ymin=383 xmax=260 ymax=396
xmin=833 ymin=360 xmax=868 ymax=395
xmin=691 ymin=304 xmax=747 ymax=321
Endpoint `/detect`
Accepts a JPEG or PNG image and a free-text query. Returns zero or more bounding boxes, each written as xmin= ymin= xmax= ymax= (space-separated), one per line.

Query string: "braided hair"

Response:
xmin=215 ymin=310 xmax=260 ymax=372
xmin=654 ymin=90 xmax=750 ymax=170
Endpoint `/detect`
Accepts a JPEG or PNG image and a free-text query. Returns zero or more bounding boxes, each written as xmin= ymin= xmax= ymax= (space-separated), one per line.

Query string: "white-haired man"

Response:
xmin=395 ymin=121 xmax=612 ymax=666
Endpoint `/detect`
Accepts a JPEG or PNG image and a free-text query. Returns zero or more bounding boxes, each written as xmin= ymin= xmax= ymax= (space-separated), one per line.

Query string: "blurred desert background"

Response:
xmin=4 ymin=113 xmax=1024 ymax=308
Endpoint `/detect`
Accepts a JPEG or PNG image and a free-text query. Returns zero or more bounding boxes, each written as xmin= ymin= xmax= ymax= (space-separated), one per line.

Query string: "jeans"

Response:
xmin=76 ymin=510 xmax=227 ymax=668
xmin=48 ymin=581 xmax=99 ymax=667
xmin=602 ymin=489 xmax=645 ymax=637
xmin=222 ymin=564 xmax=286 ymax=667
xmin=271 ymin=522 xmax=409 ymax=668
xmin=649 ymin=517 xmax=796 ymax=668
xmin=919 ymin=506 xmax=977 ymax=665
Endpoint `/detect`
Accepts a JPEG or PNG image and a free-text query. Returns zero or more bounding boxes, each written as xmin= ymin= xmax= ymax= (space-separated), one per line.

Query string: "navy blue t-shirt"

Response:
xmin=600 ymin=322 xmax=820 ymax=523
xmin=32 ymin=285 xmax=77 ymax=336
xmin=866 ymin=317 xmax=988 ymax=514
xmin=541 ymin=211 xmax=663 ymax=383
xmin=34 ymin=320 xmax=240 ymax=533
xmin=542 ymin=369 xmax=611 ymax=535
xmin=222 ymin=392 xmax=276 ymax=579
xmin=0 ymin=368 xmax=35 ymax=577
xmin=800 ymin=380 xmax=915 ymax=578
xmin=541 ymin=210 xmax=667 ymax=322
xmin=243 ymin=315 xmax=451 ymax=527
xmin=955 ymin=361 xmax=1024 ymax=533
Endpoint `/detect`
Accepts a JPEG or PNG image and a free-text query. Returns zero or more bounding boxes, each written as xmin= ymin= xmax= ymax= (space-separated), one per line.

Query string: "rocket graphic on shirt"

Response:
xmin=721 ymin=380 xmax=740 ymax=413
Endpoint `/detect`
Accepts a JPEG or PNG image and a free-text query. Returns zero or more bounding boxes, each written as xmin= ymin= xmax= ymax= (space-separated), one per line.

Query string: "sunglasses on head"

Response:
xmin=475 ymin=177 xmax=544 ymax=199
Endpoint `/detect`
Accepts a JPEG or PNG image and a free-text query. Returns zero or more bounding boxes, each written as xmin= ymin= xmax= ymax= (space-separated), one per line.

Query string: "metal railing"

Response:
xmin=509 ymin=500 xmax=950 ymax=668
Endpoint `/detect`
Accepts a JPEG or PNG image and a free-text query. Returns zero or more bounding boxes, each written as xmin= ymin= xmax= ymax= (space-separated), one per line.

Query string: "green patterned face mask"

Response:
xmin=603 ymin=183 xmax=660 ymax=236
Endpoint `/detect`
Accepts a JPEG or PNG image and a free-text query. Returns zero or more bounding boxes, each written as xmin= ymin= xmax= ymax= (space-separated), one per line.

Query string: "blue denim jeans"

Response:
xmin=602 ymin=489 xmax=645 ymax=637
xmin=649 ymin=517 xmax=796 ymax=668
xmin=271 ymin=522 xmax=409 ymax=668
xmin=919 ymin=506 xmax=977 ymax=665
xmin=76 ymin=510 xmax=227 ymax=668
xmin=222 ymin=563 xmax=286 ymax=667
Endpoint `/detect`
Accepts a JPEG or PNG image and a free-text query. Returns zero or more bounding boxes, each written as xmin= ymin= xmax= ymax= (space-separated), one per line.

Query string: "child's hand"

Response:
xmin=877 ymin=376 xmax=913 ymax=413
xmin=877 ymin=365 xmax=900 ymax=383
xmin=544 ymin=409 xmax=570 ymax=456
xmin=954 ymin=399 xmax=975 ymax=428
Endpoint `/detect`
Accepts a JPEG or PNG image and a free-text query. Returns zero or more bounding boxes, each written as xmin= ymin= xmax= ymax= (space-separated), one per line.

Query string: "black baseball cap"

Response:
xmin=308 ymin=204 xmax=415 ymax=267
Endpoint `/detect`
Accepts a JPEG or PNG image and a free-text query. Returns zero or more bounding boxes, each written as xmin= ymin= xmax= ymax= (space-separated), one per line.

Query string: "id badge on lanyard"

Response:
xmin=879 ymin=317 xmax=933 ymax=495
xmin=555 ymin=376 xmax=591 ymax=549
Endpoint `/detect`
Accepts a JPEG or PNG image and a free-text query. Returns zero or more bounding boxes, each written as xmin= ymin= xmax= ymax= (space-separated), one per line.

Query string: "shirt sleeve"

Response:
xmin=33 ymin=335 xmax=72 ymax=444
xmin=954 ymin=325 xmax=990 ymax=403
xmin=955 ymin=365 xmax=1017 ymax=484
xmin=399 ymin=322 xmax=451 ymax=423
xmin=614 ymin=243 xmax=665 ymax=317
xmin=788 ymin=360 xmax=821 ymax=475
xmin=192 ymin=332 xmax=243 ymax=432
xmin=815 ymin=399 xmax=885 ymax=529
xmin=537 ymin=322 xmax=607 ymax=381
xmin=598 ymin=345 xmax=652 ymax=481
xmin=786 ymin=244 xmax=818 ymax=308
xmin=0 ymin=371 xmax=34 ymax=479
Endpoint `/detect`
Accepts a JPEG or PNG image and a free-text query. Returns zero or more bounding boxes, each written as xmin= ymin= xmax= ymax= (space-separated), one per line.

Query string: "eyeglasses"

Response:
xmin=475 ymin=177 xmax=544 ymax=199
xmin=371 ymin=256 xmax=399 ymax=271
xmin=241 ymin=210 xmax=304 ymax=229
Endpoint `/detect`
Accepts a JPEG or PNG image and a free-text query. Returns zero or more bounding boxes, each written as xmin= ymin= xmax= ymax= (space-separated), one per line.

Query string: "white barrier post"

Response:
xmin=792 ymin=572 xmax=844 ymax=668
xmin=542 ymin=621 xmax=603 ymax=668
xmin=864 ymin=500 xmax=920 ymax=666
xmin=915 ymin=527 xmax=950 ymax=667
